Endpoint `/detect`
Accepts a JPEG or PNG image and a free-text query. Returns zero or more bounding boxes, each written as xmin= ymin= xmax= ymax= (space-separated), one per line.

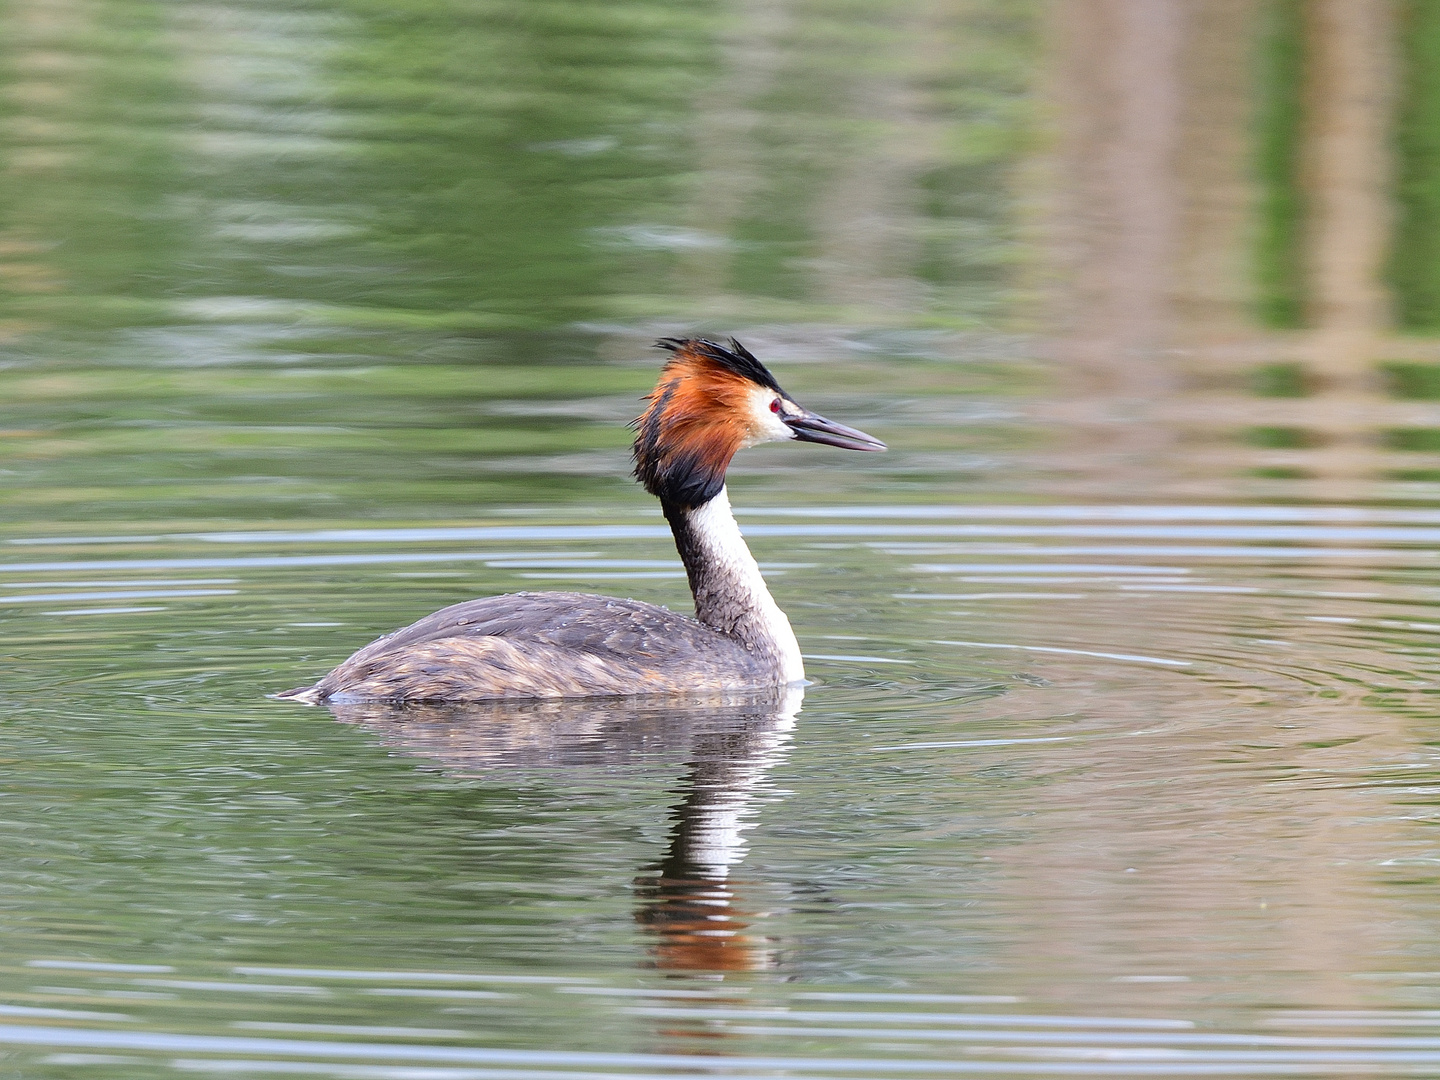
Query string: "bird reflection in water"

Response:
xmin=325 ymin=686 xmax=800 ymax=975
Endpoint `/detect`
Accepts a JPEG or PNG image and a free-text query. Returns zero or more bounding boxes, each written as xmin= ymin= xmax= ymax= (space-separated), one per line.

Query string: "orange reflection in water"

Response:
xmin=328 ymin=689 xmax=799 ymax=976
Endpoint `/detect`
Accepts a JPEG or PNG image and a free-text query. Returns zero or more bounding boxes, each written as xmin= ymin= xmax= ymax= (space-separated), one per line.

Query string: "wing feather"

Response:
xmin=283 ymin=592 xmax=767 ymax=702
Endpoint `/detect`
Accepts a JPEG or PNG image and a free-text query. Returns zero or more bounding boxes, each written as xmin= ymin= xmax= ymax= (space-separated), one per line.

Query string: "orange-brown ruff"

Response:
xmin=278 ymin=338 xmax=884 ymax=703
xmin=632 ymin=341 xmax=778 ymax=508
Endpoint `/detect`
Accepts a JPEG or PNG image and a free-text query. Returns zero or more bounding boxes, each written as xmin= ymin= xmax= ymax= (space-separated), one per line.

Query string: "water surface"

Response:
xmin=7 ymin=2 xmax=1440 ymax=1077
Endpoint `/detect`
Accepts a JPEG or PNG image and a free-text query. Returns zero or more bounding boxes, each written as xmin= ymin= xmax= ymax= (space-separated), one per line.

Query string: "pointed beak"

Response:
xmin=785 ymin=409 xmax=886 ymax=452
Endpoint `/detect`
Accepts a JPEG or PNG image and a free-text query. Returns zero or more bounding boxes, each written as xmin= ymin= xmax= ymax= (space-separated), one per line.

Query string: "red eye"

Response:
xmin=770 ymin=398 xmax=782 ymax=414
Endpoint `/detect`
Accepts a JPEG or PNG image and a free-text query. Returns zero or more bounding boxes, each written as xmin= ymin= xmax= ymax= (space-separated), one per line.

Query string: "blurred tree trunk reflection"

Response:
xmin=1048 ymin=0 xmax=1182 ymax=395
xmin=1032 ymin=0 xmax=1440 ymax=499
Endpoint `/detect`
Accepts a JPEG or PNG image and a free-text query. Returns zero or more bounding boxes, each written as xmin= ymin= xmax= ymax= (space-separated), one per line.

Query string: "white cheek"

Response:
xmin=743 ymin=388 xmax=795 ymax=446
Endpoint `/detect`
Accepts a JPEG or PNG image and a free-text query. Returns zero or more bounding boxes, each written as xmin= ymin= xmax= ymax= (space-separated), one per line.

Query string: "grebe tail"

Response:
xmin=278 ymin=337 xmax=884 ymax=703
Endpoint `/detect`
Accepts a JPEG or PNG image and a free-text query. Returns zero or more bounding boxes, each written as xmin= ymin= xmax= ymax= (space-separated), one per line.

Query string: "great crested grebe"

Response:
xmin=278 ymin=337 xmax=884 ymax=703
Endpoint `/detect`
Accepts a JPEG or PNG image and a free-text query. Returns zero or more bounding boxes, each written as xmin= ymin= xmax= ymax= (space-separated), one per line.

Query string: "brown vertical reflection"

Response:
xmin=1172 ymin=0 xmax=1262 ymax=338
xmin=994 ymin=4 xmax=1412 ymax=1011
xmin=1304 ymin=0 xmax=1395 ymax=340
xmin=326 ymin=688 xmax=800 ymax=976
xmin=1028 ymin=0 xmax=1424 ymax=500
xmin=1045 ymin=0 xmax=1184 ymax=398
xmin=633 ymin=703 xmax=796 ymax=974
xmin=1284 ymin=0 xmax=1396 ymax=494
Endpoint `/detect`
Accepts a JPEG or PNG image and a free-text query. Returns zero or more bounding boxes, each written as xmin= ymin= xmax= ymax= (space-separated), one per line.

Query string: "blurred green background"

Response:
xmin=0 ymin=0 xmax=1039 ymax=528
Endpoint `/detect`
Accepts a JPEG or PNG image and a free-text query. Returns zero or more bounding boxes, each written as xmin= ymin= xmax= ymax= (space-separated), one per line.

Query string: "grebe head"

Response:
xmin=632 ymin=337 xmax=885 ymax=508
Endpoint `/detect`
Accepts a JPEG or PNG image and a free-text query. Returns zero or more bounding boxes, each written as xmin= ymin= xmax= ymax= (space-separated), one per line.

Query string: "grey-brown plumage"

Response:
xmin=278 ymin=338 xmax=884 ymax=704
xmin=278 ymin=591 xmax=768 ymax=703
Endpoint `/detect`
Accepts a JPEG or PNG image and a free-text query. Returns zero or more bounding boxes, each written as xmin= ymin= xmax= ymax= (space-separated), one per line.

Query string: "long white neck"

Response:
xmin=664 ymin=487 xmax=804 ymax=685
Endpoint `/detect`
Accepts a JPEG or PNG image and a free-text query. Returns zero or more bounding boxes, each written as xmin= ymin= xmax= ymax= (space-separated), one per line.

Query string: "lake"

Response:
xmin=6 ymin=1 xmax=1440 ymax=1076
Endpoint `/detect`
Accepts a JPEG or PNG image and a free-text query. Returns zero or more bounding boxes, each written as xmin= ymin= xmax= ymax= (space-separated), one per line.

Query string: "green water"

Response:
xmin=9 ymin=2 xmax=1440 ymax=1078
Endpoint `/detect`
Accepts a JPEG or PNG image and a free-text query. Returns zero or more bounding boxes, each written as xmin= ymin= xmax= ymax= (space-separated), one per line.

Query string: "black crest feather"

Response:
xmin=655 ymin=337 xmax=782 ymax=393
